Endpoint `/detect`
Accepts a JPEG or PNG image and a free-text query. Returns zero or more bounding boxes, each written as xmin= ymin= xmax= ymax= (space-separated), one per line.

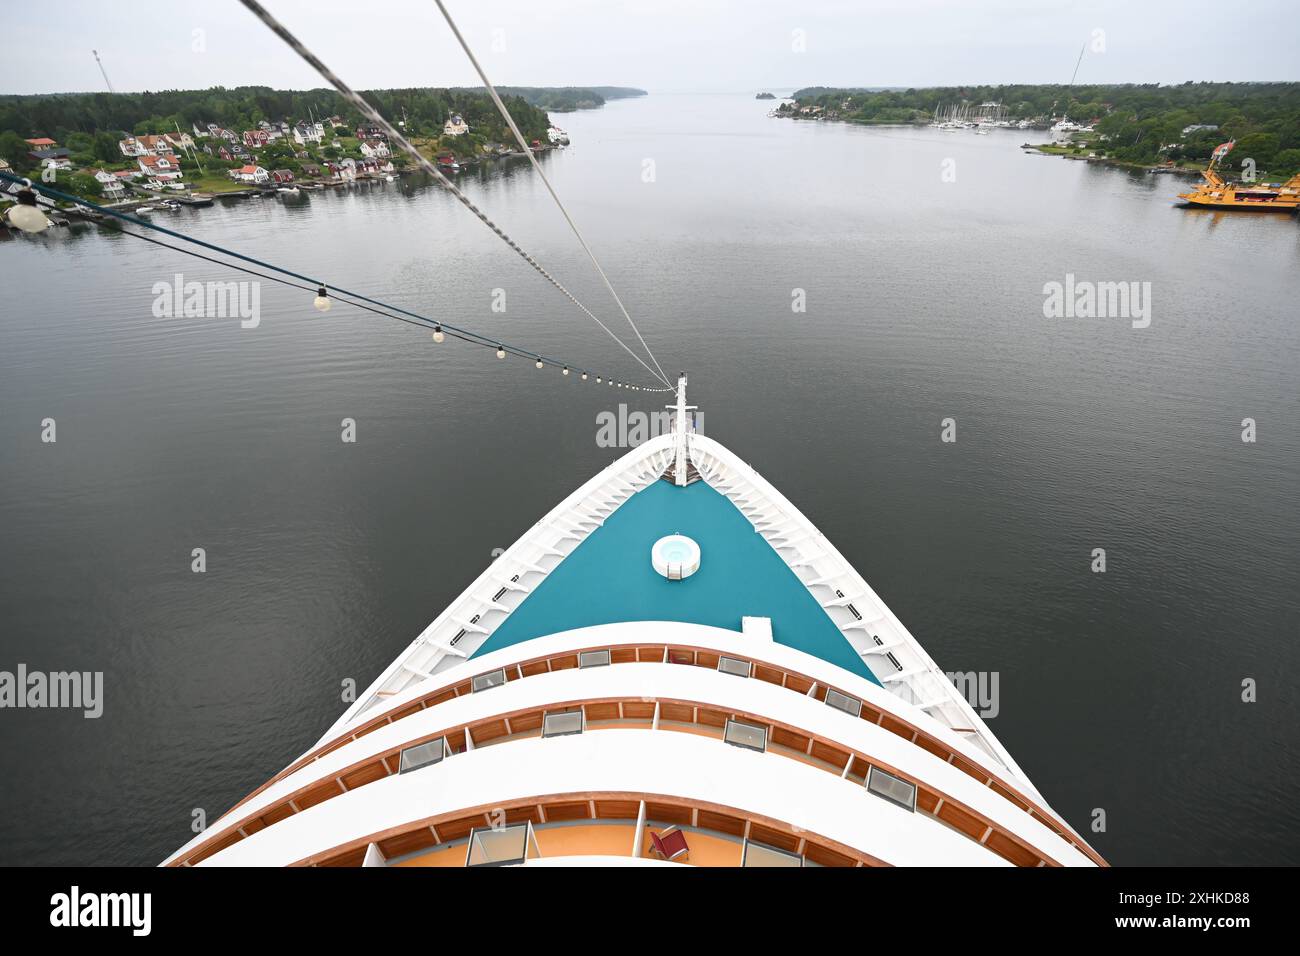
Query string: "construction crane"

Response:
xmin=92 ymin=49 xmax=115 ymax=93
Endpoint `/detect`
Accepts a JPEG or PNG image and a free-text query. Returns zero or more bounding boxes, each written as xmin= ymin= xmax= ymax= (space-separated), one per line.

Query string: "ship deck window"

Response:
xmin=465 ymin=822 xmax=540 ymax=867
xmin=717 ymin=656 xmax=751 ymax=677
xmin=723 ymin=718 xmax=767 ymax=752
xmin=471 ymin=668 xmax=507 ymax=692
xmin=542 ymin=710 xmax=584 ymax=737
xmin=867 ymin=766 xmax=917 ymax=813
xmin=398 ymin=736 xmax=450 ymax=774
xmin=578 ymin=649 xmax=611 ymax=668
xmin=825 ymin=688 xmax=862 ymax=717
xmin=742 ymin=840 xmax=804 ymax=867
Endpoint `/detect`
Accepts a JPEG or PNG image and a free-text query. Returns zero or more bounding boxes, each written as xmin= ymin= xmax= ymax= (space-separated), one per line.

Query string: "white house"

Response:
xmin=137 ymin=153 xmax=183 ymax=181
xmin=165 ymin=131 xmax=196 ymax=152
xmin=229 ymin=164 xmax=270 ymax=184
xmin=293 ymin=121 xmax=325 ymax=146
xmin=328 ymin=159 xmax=357 ymax=182
xmin=443 ymin=114 xmax=469 ymax=136
xmin=87 ymin=168 xmax=127 ymax=199
xmin=359 ymin=139 xmax=391 ymax=159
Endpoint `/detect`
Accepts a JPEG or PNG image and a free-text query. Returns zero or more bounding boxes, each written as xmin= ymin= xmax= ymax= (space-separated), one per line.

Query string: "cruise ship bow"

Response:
xmin=164 ymin=375 xmax=1104 ymax=868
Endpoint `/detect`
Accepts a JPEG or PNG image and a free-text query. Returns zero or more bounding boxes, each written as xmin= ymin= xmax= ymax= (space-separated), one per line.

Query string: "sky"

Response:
xmin=3 ymin=0 xmax=1298 ymax=96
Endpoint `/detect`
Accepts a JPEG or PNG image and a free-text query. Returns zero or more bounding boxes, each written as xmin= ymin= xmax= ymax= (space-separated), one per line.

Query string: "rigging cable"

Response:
xmin=235 ymin=0 xmax=672 ymax=388
xmin=0 ymin=172 xmax=672 ymax=391
xmin=431 ymin=0 xmax=670 ymax=388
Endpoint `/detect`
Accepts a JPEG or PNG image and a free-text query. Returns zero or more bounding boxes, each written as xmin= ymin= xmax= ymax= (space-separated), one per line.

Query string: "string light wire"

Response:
xmin=0 ymin=171 xmax=673 ymax=391
xmin=235 ymin=0 xmax=672 ymax=388
xmin=431 ymin=0 xmax=670 ymax=388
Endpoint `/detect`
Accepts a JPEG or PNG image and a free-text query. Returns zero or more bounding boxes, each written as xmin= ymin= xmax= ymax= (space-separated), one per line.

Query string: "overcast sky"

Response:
xmin=4 ymin=0 xmax=1298 ymax=96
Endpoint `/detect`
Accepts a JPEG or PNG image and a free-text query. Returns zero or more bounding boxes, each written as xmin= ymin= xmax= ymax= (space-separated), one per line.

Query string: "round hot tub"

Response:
xmin=651 ymin=534 xmax=701 ymax=581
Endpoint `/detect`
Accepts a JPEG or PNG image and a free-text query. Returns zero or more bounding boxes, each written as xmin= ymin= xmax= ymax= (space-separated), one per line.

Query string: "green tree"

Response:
xmin=93 ymin=131 xmax=120 ymax=162
xmin=1270 ymin=149 xmax=1300 ymax=174
xmin=64 ymin=172 xmax=101 ymax=199
xmin=0 ymin=130 xmax=34 ymax=173
xmin=1234 ymin=132 xmax=1280 ymax=169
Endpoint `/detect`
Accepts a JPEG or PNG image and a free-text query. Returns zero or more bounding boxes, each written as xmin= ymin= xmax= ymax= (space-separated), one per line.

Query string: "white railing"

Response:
xmin=328 ymin=436 xmax=675 ymax=739
xmin=689 ymin=435 xmax=1020 ymax=777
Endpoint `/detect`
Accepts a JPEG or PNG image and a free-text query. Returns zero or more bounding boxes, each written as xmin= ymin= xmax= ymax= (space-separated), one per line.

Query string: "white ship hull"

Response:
xmin=164 ymin=379 xmax=1103 ymax=868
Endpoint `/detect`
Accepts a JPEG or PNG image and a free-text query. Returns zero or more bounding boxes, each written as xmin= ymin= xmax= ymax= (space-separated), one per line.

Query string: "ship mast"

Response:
xmin=669 ymin=372 xmax=696 ymax=487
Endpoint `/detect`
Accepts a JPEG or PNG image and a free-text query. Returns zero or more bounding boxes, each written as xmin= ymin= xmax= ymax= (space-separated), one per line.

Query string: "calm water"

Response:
xmin=1 ymin=93 xmax=1297 ymax=866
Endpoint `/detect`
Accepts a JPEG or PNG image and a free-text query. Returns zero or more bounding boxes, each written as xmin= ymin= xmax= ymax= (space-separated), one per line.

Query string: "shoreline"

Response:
xmin=771 ymin=112 xmax=1225 ymax=178
xmin=23 ymin=146 xmax=557 ymax=225
xmin=1017 ymin=143 xmax=1204 ymax=177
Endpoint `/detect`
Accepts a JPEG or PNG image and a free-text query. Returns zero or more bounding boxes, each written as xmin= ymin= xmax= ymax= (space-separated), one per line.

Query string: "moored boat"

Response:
xmin=1177 ymin=140 xmax=1300 ymax=211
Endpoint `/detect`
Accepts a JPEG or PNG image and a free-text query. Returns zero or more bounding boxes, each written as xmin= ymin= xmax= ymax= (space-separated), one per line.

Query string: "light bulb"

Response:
xmin=581 ymin=372 xmax=588 ymax=381
xmin=6 ymin=188 xmax=50 ymax=233
xmin=562 ymin=366 xmax=570 ymax=376
xmin=596 ymin=376 xmax=602 ymax=383
xmin=432 ymin=326 xmax=444 ymax=343
xmin=313 ymin=286 xmax=331 ymax=312
xmin=496 ymin=345 xmax=506 ymax=359
xmin=536 ymin=359 xmax=544 ymax=369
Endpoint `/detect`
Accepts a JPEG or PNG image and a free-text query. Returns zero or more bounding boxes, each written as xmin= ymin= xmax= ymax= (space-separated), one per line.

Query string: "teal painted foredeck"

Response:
xmin=473 ymin=478 xmax=879 ymax=683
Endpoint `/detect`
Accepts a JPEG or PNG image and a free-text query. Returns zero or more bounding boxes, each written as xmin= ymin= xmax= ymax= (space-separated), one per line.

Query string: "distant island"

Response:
xmin=775 ymin=82 xmax=1300 ymax=177
xmin=484 ymin=87 xmax=648 ymax=112
xmin=755 ymin=92 xmax=776 ymax=100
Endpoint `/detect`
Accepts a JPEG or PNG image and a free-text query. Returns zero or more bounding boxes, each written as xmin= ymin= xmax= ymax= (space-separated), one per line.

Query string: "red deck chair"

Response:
xmin=648 ymin=825 xmax=690 ymax=862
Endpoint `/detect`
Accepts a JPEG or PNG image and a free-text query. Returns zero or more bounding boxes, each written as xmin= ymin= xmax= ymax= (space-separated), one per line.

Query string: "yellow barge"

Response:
xmin=1177 ymin=139 xmax=1300 ymax=211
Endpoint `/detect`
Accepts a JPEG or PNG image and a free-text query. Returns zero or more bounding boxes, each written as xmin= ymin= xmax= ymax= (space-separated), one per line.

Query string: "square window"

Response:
xmin=465 ymin=822 xmax=540 ymax=867
xmin=825 ymin=688 xmax=862 ymax=717
xmin=471 ymin=668 xmax=506 ymax=692
xmin=578 ymin=649 xmax=611 ymax=668
xmin=742 ymin=840 xmax=803 ymax=867
xmin=867 ymin=766 xmax=917 ymax=813
xmin=723 ymin=718 xmax=767 ymax=752
xmin=717 ymin=656 xmax=751 ymax=678
xmin=542 ymin=710 xmax=584 ymax=738
xmin=398 ymin=737 xmax=450 ymax=774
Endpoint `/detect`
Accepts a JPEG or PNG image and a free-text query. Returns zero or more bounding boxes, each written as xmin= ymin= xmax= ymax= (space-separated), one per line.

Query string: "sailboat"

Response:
xmin=163 ymin=374 xmax=1106 ymax=868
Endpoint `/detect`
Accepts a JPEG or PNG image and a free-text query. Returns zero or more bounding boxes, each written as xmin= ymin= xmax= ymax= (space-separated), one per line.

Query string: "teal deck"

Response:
xmin=473 ymin=478 xmax=879 ymax=683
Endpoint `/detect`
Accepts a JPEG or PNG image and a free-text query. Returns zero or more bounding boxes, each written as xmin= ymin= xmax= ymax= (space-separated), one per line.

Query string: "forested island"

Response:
xmin=777 ymin=82 xmax=1300 ymax=174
